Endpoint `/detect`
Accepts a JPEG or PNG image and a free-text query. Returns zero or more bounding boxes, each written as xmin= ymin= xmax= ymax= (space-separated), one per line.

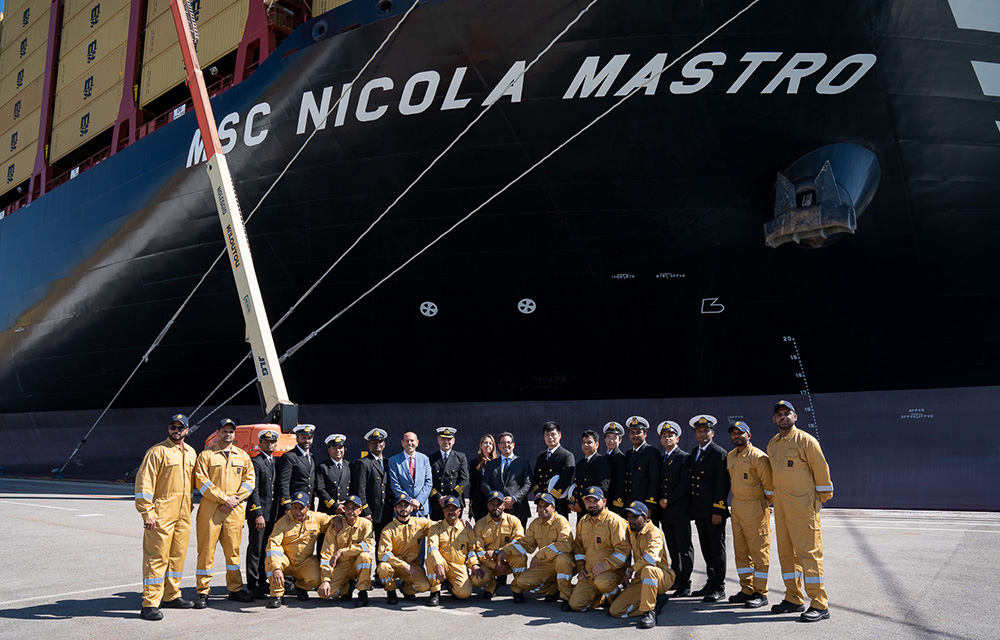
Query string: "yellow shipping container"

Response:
xmin=145 ymin=0 xmax=243 ymax=24
xmin=0 ymin=6 xmax=51 ymax=74
xmin=49 ymin=84 xmax=122 ymax=161
xmin=0 ymin=44 xmax=47 ymax=105
xmin=314 ymin=0 xmax=352 ymax=15
xmin=0 ymin=144 xmax=39 ymax=195
xmin=0 ymin=107 xmax=41 ymax=165
xmin=53 ymin=44 xmax=125 ymax=125
xmin=56 ymin=6 xmax=131 ymax=93
xmin=0 ymin=75 xmax=42 ymax=134
xmin=143 ymin=0 xmax=243 ymax=61
xmin=61 ymin=0 xmax=132 ymax=54
xmin=64 ymin=0 xmax=132 ymax=24
xmin=139 ymin=0 xmax=249 ymax=106
xmin=0 ymin=0 xmax=52 ymax=52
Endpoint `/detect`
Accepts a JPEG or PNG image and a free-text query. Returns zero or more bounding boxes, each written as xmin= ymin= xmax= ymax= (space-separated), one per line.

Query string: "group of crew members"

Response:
xmin=134 ymin=400 xmax=833 ymax=629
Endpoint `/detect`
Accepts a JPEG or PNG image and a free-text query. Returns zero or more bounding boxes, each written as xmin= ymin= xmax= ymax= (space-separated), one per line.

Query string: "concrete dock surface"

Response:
xmin=1 ymin=478 xmax=997 ymax=639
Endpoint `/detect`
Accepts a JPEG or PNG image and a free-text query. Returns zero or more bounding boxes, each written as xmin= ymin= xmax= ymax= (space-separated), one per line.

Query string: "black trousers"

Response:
xmin=245 ymin=518 xmax=276 ymax=593
xmin=554 ymin=498 xmax=570 ymax=519
xmin=661 ymin=520 xmax=694 ymax=589
xmin=693 ymin=517 xmax=727 ymax=590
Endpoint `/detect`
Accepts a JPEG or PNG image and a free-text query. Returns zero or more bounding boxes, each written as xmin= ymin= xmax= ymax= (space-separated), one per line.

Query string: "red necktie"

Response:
xmin=409 ymin=455 xmax=415 ymax=480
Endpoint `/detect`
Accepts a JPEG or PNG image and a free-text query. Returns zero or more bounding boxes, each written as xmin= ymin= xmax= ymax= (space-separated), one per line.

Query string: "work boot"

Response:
xmin=728 ymin=591 xmax=751 ymax=604
xmin=296 ymin=587 xmax=310 ymax=601
xmin=403 ymin=592 xmax=416 ymax=601
xmin=702 ymin=589 xmax=725 ymax=603
xmin=427 ymin=591 xmax=441 ymax=607
xmin=228 ymin=590 xmax=254 ymax=603
xmin=800 ymin=607 xmax=830 ymax=622
xmin=744 ymin=593 xmax=768 ymax=609
xmin=771 ymin=600 xmax=805 ymax=614
xmin=193 ymin=594 xmax=208 ymax=609
xmin=512 ymin=591 xmax=525 ymax=604
xmin=654 ymin=593 xmax=670 ymax=615
xmin=266 ymin=596 xmax=283 ymax=609
xmin=339 ymin=588 xmax=353 ymax=602
xmin=482 ymin=590 xmax=494 ymax=601
xmin=543 ymin=593 xmax=559 ymax=602
xmin=386 ymin=590 xmax=399 ymax=605
xmin=560 ymin=600 xmax=572 ymax=612
xmin=638 ymin=610 xmax=656 ymax=629
xmin=354 ymin=590 xmax=369 ymax=607
xmin=161 ymin=597 xmax=194 ymax=609
xmin=140 ymin=607 xmax=163 ymax=621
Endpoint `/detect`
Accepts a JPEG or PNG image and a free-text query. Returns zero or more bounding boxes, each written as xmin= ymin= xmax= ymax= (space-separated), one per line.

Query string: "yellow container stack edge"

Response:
xmin=53 ymin=43 xmax=126 ymax=125
xmin=144 ymin=0 xmax=243 ymax=62
xmin=0 ymin=0 xmax=52 ymax=51
xmin=1 ymin=143 xmax=39 ymax=191
xmin=50 ymin=82 xmax=124 ymax=162
xmin=0 ymin=6 xmax=51 ymax=77
xmin=56 ymin=5 xmax=130 ymax=94
xmin=61 ymin=0 xmax=133 ymax=54
xmin=0 ymin=44 xmax=47 ymax=106
xmin=0 ymin=75 xmax=42 ymax=134
xmin=139 ymin=0 xmax=249 ymax=107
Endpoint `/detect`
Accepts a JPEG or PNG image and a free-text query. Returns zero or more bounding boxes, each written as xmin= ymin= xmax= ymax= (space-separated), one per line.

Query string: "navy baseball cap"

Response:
xmin=625 ymin=501 xmax=649 ymax=517
xmin=729 ymin=421 xmax=751 ymax=434
xmin=582 ymin=486 xmax=605 ymax=501
xmin=344 ymin=495 xmax=362 ymax=508
xmin=487 ymin=490 xmax=506 ymax=503
xmin=442 ymin=496 xmax=462 ymax=509
xmin=396 ymin=493 xmax=412 ymax=505
xmin=773 ymin=400 xmax=796 ymax=414
xmin=291 ymin=492 xmax=311 ymax=506
xmin=168 ymin=414 xmax=189 ymax=428
xmin=535 ymin=493 xmax=556 ymax=506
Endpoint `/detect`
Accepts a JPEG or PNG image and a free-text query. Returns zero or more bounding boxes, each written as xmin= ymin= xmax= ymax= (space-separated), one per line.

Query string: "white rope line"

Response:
xmin=189 ymin=0 xmax=602 ymax=427
xmin=56 ymin=2 xmax=421 ymax=456
xmin=201 ymin=0 xmax=764 ymax=419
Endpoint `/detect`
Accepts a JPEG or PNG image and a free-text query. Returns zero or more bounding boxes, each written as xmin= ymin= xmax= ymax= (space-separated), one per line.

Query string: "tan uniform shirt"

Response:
xmin=193 ymin=445 xmax=255 ymax=506
xmin=727 ymin=444 xmax=774 ymax=503
xmin=319 ymin=516 xmax=375 ymax=580
xmin=265 ymin=511 xmax=332 ymax=570
xmin=379 ymin=517 xmax=434 ymax=567
xmin=473 ymin=513 xmax=525 ymax=557
xmin=135 ymin=439 xmax=196 ymax=520
xmin=572 ymin=508 xmax=630 ymax=573
xmin=767 ymin=427 xmax=833 ymax=503
xmin=427 ymin=519 xmax=479 ymax=567
xmin=628 ymin=520 xmax=670 ymax=574
xmin=501 ymin=513 xmax=573 ymax=562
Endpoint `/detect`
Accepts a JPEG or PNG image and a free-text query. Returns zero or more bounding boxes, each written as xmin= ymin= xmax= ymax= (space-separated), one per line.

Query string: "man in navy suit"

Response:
xmin=480 ymin=431 xmax=533 ymax=527
xmin=688 ymin=414 xmax=730 ymax=603
xmin=389 ymin=432 xmax=433 ymax=517
xmin=246 ymin=429 xmax=280 ymax=598
xmin=428 ymin=426 xmax=470 ymax=521
xmin=353 ymin=428 xmax=393 ymax=546
xmin=656 ymin=420 xmax=693 ymax=597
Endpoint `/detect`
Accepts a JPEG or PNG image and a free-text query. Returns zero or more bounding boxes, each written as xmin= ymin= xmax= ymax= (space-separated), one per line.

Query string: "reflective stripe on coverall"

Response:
xmin=377 ymin=517 xmax=435 ymax=594
xmin=569 ymin=508 xmax=630 ymax=611
xmin=471 ymin=513 xmax=526 ymax=594
xmin=501 ymin=512 xmax=575 ymax=600
xmin=319 ymin=515 xmax=375 ymax=597
xmin=609 ymin=520 xmax=675 ymax=618
xmin=265 ymin=511 xmax=332 ymax=597
xmin=426 ymin=519 xmax=479 ymax=599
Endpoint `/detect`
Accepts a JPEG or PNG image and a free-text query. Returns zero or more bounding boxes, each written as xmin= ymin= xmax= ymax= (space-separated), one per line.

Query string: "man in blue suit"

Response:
xmin=388 ymin=432 xmax=433 ymax=517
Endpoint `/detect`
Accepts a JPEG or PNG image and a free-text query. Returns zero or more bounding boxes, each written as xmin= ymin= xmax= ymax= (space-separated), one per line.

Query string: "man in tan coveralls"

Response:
xmin=318 ymin=495 xmax=375 ymax=607
xmin=564 ymin=486 xmax=631 ymax=612
xmin=768 ymin=400 xmax=834 ymax=622
xmin=426 ymin=495 xmax=479 ymax=605
xmin=608 ymin=501 xmax=675 ymax=629
xmin=377 ymin=493 xmax=435 ymax=604
xmin=135 ymin=413 xmax=197 ymax=621
xmin=726 ymin=420 xmax=773 ymax=609
xmin=192 ymin=418 xmax=256 ymax=608
xmin=497 ymin=492 xmax=575 ymax=605
xmin=265 ymin=491 xmax=333 ymax=608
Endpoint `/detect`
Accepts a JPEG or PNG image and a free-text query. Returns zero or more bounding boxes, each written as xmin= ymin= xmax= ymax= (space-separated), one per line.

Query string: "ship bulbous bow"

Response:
xmin=764 ymin=143 xmax=881 ymax=249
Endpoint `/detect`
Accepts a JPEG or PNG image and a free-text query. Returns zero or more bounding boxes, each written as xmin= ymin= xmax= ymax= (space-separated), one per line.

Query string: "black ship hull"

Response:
xmin=0 ymin=0 xmax=997 ymax=509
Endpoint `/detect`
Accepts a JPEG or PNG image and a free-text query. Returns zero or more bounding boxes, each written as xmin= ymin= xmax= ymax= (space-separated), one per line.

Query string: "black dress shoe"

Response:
xmin=250 ymin=589 xmax=268 ymax=600
xmin=745 ymin=593 xmax=767 ymax=609
xmin=638 ymin=610 xmax=656 ymax=629
xmin=386 ymin=590 xmax=399 ymax=605
xmin=296 ymin=587 xmax=310 ymax=601
xmin=512 ymin=592 xmax=525 ymax=604
xmin=481 ymin=590 xmax=494 ymax=601
xmin=266 ymin=596 xmax=283 ymax=609
xmin=354 ymin=591 xmax=369 ymax=607
xmin=673 ymin=587 xmax=692 ymax=597
xmin=691 ymin=585 xmax=712 ymax=597
xmin=161 ymin=597 xmax=194 ymax=609
xmin=543 ymin=593 xmax=559 ymax=602
xmin=193 ymin=594 xmax=208 ymax=609
xmin=228 ymin=590 xmax=254 ymax=603
xmin=140 ymin=607 xmax=163 ymax=621
xmin=427 ymin=591 xmax=441 ymax=607
xmin=771 ymin=600 xmax=806 ymax=614
xmin=800 ymin=607 xmax=830 ymax=622
xmin=728 ymin=591 xmax=751 ymax=604
xmin=560 ymin=600 xmax=572 ymax=612
xmin=702 ymin=590 xmax=725 ymax=603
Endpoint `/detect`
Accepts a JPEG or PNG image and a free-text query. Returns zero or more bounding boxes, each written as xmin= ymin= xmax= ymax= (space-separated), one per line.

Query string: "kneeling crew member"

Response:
xmin=726 ymin=421 xmax=773 ymax=609
xmin=565 ymin=486 xmax=630 ymax=612
xmin=426 ymin=496 xmax=479 ymax=605
xmin=498 ymin=492 xmax=575 ymax=604
xmin=318 ymin=495 xmax=375 ymax=607
xmin=609 ymin=501 xmax=676 ymax=629
xmin=264 ymin=492 xmax=333 ymax=608
xmin=472 ymin=490 xmax=526 ymax=599
xmin=377 ymin=493 xmax=435 ymax=604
